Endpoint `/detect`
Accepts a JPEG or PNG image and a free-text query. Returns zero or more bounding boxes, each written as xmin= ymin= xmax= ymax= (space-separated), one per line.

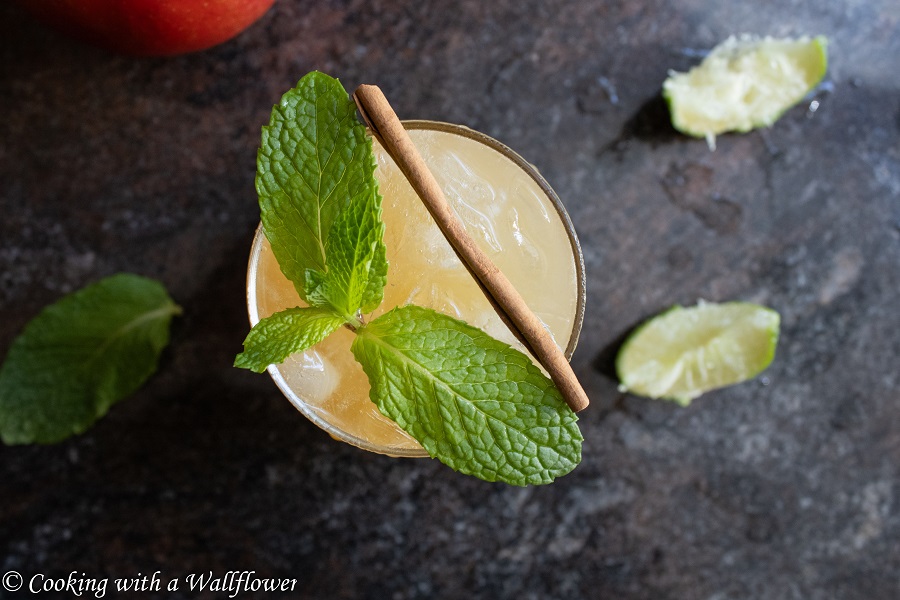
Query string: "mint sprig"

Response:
xmin=0 ymin=273 xmax=181 ymax=445
xmin=237 ymin=71 xmax=583 ymax=485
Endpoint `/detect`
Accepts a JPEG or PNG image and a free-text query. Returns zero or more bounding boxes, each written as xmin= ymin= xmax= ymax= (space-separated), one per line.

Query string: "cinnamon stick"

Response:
xmin=353 ymin=84 xmax=590 ymax=413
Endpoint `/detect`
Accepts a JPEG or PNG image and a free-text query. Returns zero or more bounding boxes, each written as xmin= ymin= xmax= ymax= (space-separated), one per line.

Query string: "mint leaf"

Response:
xmin=351 ymin=305 xmax=582 ymax=486
xmin=257 ymin=71 xmax=383 ymax=308
xmin=359 ymin=238 xmax=388 ymax=314
xmin=0 ymin=274 xmax=180 ymax=445
xmin=306 ymin=185 xmax=387 ymax=318
xmin=235 ymin=307 xmax=347 ymax=373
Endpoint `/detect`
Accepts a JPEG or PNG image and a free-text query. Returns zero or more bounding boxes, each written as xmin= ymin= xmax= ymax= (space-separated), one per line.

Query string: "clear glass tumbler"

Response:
xmin=246 ymin=121 xmax=585 ymax=457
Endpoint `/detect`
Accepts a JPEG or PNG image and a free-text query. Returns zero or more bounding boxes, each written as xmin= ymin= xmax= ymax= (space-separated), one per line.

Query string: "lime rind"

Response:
xmin=616 ymin=301 xmax=780 ymax=405
xmin=663 ymin=34 xmax=828 ymax=148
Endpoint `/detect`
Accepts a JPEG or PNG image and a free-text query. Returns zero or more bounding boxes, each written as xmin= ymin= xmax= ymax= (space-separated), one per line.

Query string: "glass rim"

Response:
xmin=246 ymin=119 xmax=586 ymax=458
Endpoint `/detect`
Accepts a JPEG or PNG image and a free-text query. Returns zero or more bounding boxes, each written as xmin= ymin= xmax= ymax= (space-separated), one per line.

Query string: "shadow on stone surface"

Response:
xmin=602 ymin=93 xmax=681 ymax=155
xmin=591 ymin=321 xmax=642 ymax=382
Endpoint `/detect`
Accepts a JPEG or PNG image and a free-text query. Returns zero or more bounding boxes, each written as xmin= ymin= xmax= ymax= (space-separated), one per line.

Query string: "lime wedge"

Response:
xmin=616 ymin=301 xmax=780 ymax=405
xmin=663 ymin=34 xmax=828 ymax=148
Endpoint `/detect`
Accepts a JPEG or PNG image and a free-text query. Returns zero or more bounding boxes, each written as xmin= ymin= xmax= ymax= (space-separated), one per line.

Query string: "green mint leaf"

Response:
xmin=235 ymin=307 xmax=347 ymax=373
xmin=0 ymin=273 xmax=180 ymax=445
xmin=303 ymin=268 xmax=329 ymax=307
xmin=257 ymin=71 xmax=386 ymax=311
xmin=351 ymin=305 xmax=583 ymax=486
xmin=307 ymin=186 xmax=387 ymax=318
xmin=359 ymin=236 xmax=388 ymax=314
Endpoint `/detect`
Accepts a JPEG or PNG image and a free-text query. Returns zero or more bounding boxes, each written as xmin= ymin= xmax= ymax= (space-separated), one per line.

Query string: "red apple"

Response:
xmin=15 ymin=0 xmax=276 ymax=56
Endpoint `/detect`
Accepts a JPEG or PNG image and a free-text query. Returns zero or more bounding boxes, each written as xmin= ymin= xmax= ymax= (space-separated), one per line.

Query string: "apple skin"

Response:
xmin=15 ymin=0 xmax=276 ymax=56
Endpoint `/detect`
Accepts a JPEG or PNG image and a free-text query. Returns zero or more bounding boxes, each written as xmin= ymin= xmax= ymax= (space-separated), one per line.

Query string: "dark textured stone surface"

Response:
xmin=2 ymin=1 xmax=899 ymax=598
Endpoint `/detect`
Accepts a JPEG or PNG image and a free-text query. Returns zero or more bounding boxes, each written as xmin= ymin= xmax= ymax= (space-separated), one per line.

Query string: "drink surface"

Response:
xmin=249 ymin=126 xmax=581 ymax=454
